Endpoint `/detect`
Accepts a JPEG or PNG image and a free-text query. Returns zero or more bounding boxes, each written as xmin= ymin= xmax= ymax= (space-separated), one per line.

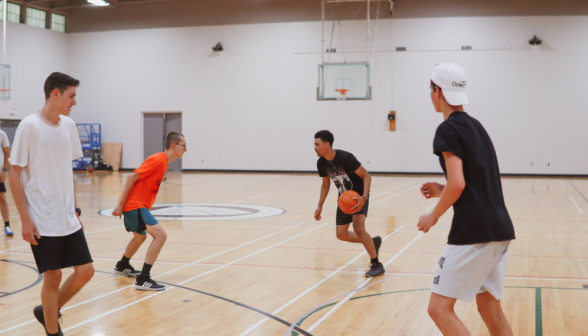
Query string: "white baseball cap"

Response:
xmin=430 ymin=63 xmax=470 ymax=106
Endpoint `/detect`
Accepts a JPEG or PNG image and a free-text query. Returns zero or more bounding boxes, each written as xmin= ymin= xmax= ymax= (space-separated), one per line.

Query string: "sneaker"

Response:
xmin=114 ymin=261 xmax=141 ymax=275
xmin=134 ymin=277 xmax=165 ymax=291
xmin=4 ymin=226 xmax=13 ymax=236
xmin=372 ymin=236 xmax=382 ymax=257
xmin=33 ymin=305 xmax=63 ymax=335
xmin=365 ymin=262 xmax=385 ymax=278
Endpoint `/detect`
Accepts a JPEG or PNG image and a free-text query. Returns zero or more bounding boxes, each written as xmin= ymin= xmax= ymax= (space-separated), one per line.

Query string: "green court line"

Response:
xmin=291 ymin=303 xmax=337 ymax=336
xmin=292 ymin=285 xmax=588 ymax=336
xmin=535 ymin=288 xmax=543 ymax=336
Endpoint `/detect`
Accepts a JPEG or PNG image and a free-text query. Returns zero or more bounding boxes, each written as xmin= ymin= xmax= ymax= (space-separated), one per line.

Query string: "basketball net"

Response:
xmin=335 ymin=89 xmax=349 ymax=101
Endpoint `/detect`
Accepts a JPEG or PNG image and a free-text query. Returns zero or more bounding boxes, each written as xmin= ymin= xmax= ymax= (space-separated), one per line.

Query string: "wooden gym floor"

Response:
xmin=1 ymin=171 xmax=588 ymax=336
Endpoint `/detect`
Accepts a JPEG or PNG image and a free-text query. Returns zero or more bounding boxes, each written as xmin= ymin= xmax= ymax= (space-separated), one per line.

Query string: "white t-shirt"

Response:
xmin=9 ymin=114 xmax=83 ymax=237
xmin=0 ymin=130 xmax=10 ymax=171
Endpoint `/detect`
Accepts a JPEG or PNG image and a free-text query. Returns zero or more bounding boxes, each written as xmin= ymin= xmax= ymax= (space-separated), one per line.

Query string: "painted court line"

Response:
xmin=307 ymin=232 xmax=424 ymax=332
xmin=165 ymin=222 xmax=306 ymax=229
xmin=425 ymin=201 xmax=438 ymax=212
xmin=0 ymin=222 xmax=309 ymax=335
xmin=60 ymin=223 xmax=329 ymax=333
xmin=308 ymin=277 xmax=371 ymax=332
xmin=63 ymin=290 xmax=171 ymax=332
xmin=378 ymin=272 xmax=588 ymax=283
xmin=229 ymin=190 xmax=285 ymax=204
xmin=384 ymin=233 xmax=424 ymax=267
xmin=371 ymin=184 xmax=422 ymax=207
xmin=570 ymin=181 xmax=588 ymax=204
xmin=0 ymin=245 xmax=32 ymax=254
xmin=91 ymin=175 xmax=254 ymax=204
xmin=174 ymin=223 xmax=329 ymax=287
xmin=237 ymin=226 xmax=406 ymax=336
xmin=0 ymin=226 xmax=120 ymax=254
xmin=2 ymin=252 xmax=195 ymax=265
xmin=283 ymin=267 xmax=436 ymax=336
xmin=370 ymin=179 xmax=421 ymax=199
xmin=239 ymin=182 xmax=425 ymax=335
xmin=301 ymin=199 xmax=431 ymax=331
xmin=403 ymin=230 xmax=588 ymax=238
xmin=559 ymin=179 xmax=565 ymax=188
xmin=570 ymin=196 xmax=583 ymax=214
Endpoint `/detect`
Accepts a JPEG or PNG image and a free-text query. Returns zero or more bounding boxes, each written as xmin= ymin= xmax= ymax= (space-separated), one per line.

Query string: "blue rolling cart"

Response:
xmin=72 ymin=124 xmax=102 ymax=170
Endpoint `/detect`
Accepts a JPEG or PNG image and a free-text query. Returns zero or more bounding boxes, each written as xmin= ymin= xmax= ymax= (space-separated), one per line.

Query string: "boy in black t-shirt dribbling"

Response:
xmin=314 ymin=130 xmax=384 ymax=277
xmin=418 ymin=63 xmax=515 ymax=335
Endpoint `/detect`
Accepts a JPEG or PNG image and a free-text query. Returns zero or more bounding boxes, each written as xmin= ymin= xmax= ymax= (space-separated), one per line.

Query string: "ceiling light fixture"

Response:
xmin=87 ymin=0 xmax=109 ymax=6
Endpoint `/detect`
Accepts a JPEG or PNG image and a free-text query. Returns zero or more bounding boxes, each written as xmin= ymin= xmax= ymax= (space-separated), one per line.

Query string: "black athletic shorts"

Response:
xmin=0 ymin=182 xmax=6 ymax=193
xmin=336 ymin=197 xmax=369 ymax=225
xmin=30 ymin=228 xmax=93 ymax=274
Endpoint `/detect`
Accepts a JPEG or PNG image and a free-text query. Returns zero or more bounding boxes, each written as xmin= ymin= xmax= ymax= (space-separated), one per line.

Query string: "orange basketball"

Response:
xmin=87 ymin=166 xmax=94 ymax=173
xmin=338 ymin=190 xmax=360 ymax=214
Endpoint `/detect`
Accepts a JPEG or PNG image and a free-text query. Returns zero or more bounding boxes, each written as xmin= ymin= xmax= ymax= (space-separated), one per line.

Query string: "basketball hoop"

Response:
xmin=335 ymin=89 xmax=349 ymax=101
xmin=0 ymin=89 xmax=9 ymax=100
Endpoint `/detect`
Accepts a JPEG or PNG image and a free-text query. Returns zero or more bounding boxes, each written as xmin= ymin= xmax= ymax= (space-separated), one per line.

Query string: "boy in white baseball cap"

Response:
xmin=418 ymin=63 xmax=515 ymax=335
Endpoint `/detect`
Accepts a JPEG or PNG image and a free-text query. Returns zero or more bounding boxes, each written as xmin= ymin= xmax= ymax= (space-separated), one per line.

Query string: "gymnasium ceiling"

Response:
xmin=12 ymin=0 xmax=588 ymax=33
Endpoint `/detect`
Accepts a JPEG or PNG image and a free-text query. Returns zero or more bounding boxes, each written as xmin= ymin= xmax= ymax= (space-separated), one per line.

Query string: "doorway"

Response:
xmin=0 ymin=119 xmax=21 ymax=145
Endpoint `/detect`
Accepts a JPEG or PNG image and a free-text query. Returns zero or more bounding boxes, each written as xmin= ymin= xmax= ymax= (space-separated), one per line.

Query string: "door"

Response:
xmin=165 ymin=113 xmax=182 ymax=172
xmin=0 ymin=119 xmax=21 ymax=146
xmin=143 ymin=113 xmax=165 ymax=159
xmin=143 ymin=113 xmax=182 ymax=171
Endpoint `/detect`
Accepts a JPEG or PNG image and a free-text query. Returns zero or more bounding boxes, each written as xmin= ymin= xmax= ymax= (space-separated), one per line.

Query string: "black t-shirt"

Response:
xmin=433 ymin=112 xmax=515 ymax=245
xmin=317 ymin=150 xmax=364 ymax=195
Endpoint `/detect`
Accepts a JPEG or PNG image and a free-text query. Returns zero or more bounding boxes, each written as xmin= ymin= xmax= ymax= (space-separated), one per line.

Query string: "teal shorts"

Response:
xmin=123 ymin=208 xmax=159 ymax=235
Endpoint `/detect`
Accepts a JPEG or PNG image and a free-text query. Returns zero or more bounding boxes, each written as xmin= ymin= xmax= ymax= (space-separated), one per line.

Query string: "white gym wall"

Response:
xmin=0 ymin=21 xmax=69 ymax=120
xmin=1 ymin=16 xmax=587 ymax=174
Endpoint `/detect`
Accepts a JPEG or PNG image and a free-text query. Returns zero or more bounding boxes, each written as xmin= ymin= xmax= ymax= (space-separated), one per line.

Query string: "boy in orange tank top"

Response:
xmin=112 ymin=132 xmax=186 ymax=291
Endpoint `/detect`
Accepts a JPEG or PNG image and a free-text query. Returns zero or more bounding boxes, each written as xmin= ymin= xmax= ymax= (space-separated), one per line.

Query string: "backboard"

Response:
xmin=0 ymin=64 xmax=10 ymax=101
xmin=317 ymin=63 xmax=371 ymax=100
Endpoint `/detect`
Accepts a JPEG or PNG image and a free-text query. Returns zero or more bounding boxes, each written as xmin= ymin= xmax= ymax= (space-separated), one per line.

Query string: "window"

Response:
xmin=51 ymin=13 xmax=65 ymax=32
xmin=0 ymin=2 xmax=21 ymax=23
xmin=26 ymin=7 xmax=45 ymax=29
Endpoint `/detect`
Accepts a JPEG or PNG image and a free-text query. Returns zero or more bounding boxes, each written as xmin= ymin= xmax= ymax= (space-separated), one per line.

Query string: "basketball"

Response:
xmin=87 ymin=166 xmax=94 ymax=173
xmin=338 ymin=190 xmax=361 ymax=214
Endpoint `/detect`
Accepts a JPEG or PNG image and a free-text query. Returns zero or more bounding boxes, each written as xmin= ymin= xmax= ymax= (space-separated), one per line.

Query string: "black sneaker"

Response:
xmin=33 ymin=305 xmax=63 ymax=335
xmin=114 ymin=261 xmax=141 ymax=275
xmin=365 ymin=262 xmax=385 ymax=278
xmin=134 ymin=276 xmax=165 ymax=291
xmin=372 ymin=236 xmax=382 ymax=257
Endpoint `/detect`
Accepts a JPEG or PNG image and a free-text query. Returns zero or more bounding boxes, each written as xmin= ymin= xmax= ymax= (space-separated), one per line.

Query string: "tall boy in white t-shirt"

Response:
xmin=9 ymin=72 xmax=94 ymax=336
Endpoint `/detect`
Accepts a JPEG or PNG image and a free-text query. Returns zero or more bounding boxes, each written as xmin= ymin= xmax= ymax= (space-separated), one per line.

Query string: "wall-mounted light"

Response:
xmin=529 ymin=35 xmax=542 ymax=46
xmin=212 ymin=42 xmax=223 ymax=52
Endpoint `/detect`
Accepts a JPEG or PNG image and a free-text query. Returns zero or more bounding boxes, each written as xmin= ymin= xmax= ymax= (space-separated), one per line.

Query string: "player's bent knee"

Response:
xmin=147 ymin=225 xmax=167 ymax=240
xmin=76 ymin=263 xmax=95 ymax=282
xmin=427 ymin=303 xmax=442 ymax=320
xmin=352 ymin=227 xmax=367 ymax=237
